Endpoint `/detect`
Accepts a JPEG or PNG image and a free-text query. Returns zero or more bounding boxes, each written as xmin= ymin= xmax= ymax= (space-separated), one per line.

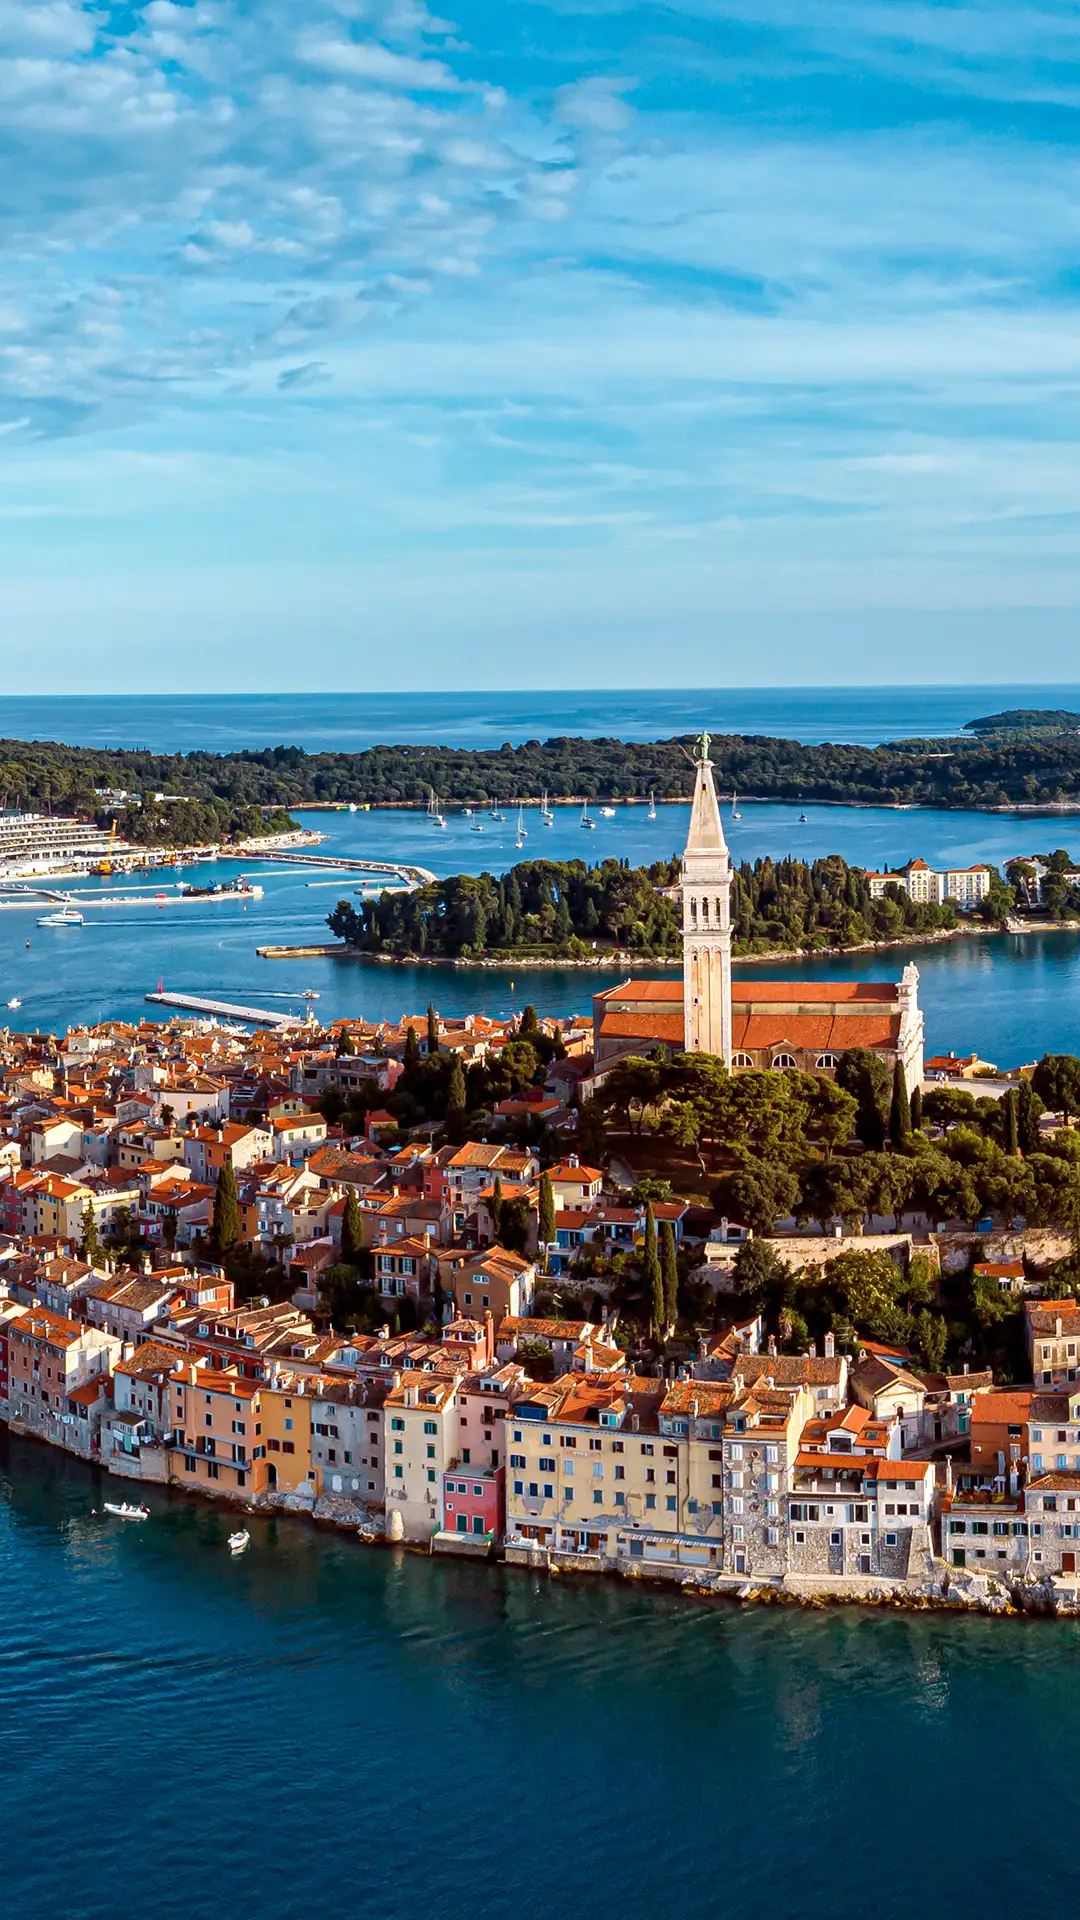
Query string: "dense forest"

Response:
xmin=6 ymin=717 xmax=1080 ymax=821
xmin=326 ymin=853 xmax=963 ymax=959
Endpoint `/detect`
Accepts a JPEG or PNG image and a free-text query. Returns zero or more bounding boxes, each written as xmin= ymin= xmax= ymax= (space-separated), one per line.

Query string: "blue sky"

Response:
xmin=5 ymin=0 xmax=1080 ymax=691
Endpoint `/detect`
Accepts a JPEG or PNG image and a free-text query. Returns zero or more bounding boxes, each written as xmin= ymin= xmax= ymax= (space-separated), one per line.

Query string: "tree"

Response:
xmin=404 ymin=1024 xmax=421 ymax=1070
xmin=212 ymin=1159 xmax=240 ymax=1253
xmin=910 ymin=1083 xmax=923 ymax=1133
xmin=490 ymin=1174 xmax=504 ymax=1240
xmin=1015 ymin=1076 xmax=1042 ymax=1155
xmin=427 ymin=1003 xmax=439 ymax=1055
xmin=538 ymin=1171 xmax=557 ymax=1265
xmin=713 ymin=1159 xmax=801 ymax=1235
xmin=661 ymin=1219 xmax=679 ymax=1330
xmin=1034 ymin=1053 xmax=1080 ymax=1124
xmin=597 ymin=1056 xmax=663 ymax=1138
xmin=341 ymin=1185 xmax=365 ymax=1263
xmin=1003 ymin=1088 xmax=1019 ymax=1157
xmin=79 ymin=1203 xmax=104 ymax=1266
xmin=643 ymin=1202 xmax=664 ymax=1334
xmin=914 ymin=1307 xmax=947 ymax=1372
xmin=445 ymin=1058 xmax=467 ymax=1143
xmin=794 ymin=1072 xmax=857 ymax=1159
xmin=519 ymin=1003 xmax=540 ymax=1039
xmin=835 ymin=1048 xmax=890 ymax=1150
xmin=732 ymin=1236 xmax=789 ymax=1305
xmin=336 ymin=1027 xmax=357 ymax=1057
xmin=889 ymin=1060 xmax=911 ymax=1149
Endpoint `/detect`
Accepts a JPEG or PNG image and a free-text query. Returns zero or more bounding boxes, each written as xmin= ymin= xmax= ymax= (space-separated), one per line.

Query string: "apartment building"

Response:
xmin=1026 ymin=1301 xmax=1080 ymax=1387
xmin=6 ymin=1307 xmax=119 ymax=1451
xmin=167 ymin=1366 xmax=263 ymax=1497
xmin=309 ymin=1375 xmax=389 ymax=1503
xmin=384 ymin=1370 xmax=462 ymax=1541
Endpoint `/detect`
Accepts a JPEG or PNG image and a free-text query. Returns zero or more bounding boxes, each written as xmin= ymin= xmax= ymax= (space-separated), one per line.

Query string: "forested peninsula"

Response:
xmin=326 ymin=854 xmax=963 ymax=961
xmin=6 ymin=714 xmax=1080 ymax=822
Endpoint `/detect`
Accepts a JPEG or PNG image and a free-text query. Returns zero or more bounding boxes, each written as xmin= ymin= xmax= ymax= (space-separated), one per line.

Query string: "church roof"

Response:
xmin=598 ymin=979 xmax=899 ymax=1008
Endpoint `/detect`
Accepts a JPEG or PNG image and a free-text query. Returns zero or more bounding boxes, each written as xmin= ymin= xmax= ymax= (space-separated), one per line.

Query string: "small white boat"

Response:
xmin=37 ymin=908 xmax=84 ymax=928
xmin=599 ymin=805 xmax=616 ymax=818
xmin=427 ymin=787 xmax=446 ymax=829
xmin=463 ymin=806 xmax=472 ymax=817
xmin=228 ymin=1528 xmax=250 ymax=1553
xmin=799 ymin=812 xmax=809 ymax=824
xmin=580 ymin=803 xmax=595 ymax=830
xmin=731 ymin=789 xmax=742 ymax=821
xmin=349 ymin=803 xmax=358 ymax=813
xmin=471 ymin=821 xmax=485 ymax=833
xmin=489 ymin=808 xmax=505 ymax=822
xmin=648 ymin=791 xmax=656 ymax=819
xmin=516 ymin=805 xmax=528 ymax=841
xmin=6 ymin=997 xmax=21 ymax=1009
xmin=301 ymin=988 xmax=320 ymax=1001
xmin=541 ymin=792 xmax=554 ymax=826
xmin=103 ymin=1501 xmax=150 ymax=1521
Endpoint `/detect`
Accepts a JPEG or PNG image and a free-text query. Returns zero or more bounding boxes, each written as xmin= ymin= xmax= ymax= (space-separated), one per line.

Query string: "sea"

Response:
xmin=4 ymin=1427 xmax=1080 ymax=1920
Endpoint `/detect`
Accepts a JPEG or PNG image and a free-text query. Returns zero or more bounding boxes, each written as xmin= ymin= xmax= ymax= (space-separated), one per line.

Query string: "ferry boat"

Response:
xmin=37 ymin=908 xmax=84 ymax=928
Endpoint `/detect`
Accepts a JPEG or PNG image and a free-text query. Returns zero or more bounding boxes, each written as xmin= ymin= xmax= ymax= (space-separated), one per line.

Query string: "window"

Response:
xmin=711 ymin=1501 xmax=722 ymax=1517
xmin=772 ymin=1053 xmax=796 ymax=1070
xmin=645 ymin=1493 xmax=656 ymax=1510
xmin=766 ymin=1527 xmax=779 ymax=1545
xmin=543 ymin=1484 xmax=553 ymax=1499
xmin=539 ymin=1457 xmax=555 ymax=1473
xmin=815 ymin=1053 xmax=839 ymax=1069
xmin=641 ymin=1443 xmax=654 ymax=1457
xmin=427 ymin=1469 xmax=435 ymax=1483
xmin=513 ymin=1480 xmax=523 ymax=1495
xmin=731 ymin=1053 xmax=754 ymax=1069
xmin=424 ymin=1421 xmax=437 ymax=1435
xmin=391 ymin=1418 xmax=404 ymax=1432
xmin=830 ymin=1530 xmax=842 ymax=1546
xmin=426 ymin=1444 xmax=435 ymax=1460
xmin=666 ymin=1496 xmax=676 ymax=1512
xmin=593 ymin=1490 xmax=603 ymax=1505
xmin=394 ymin=1465 xmax=403 ymax=1479
xmin=885 ymin=1532 xmax=898 ymax=1547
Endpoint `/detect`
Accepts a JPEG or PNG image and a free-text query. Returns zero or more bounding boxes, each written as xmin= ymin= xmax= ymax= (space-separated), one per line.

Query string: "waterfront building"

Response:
xmin=103 ymin=1340 xmax=188 ymax=1482
xmin=0 ymin=810 xmax=129 ymax=876
xmin=592 ymin=732 xmax=925 ymax=1087
xmin=260 ymin=1374 xmax=316 ymax=1495
xmin=309 ymin=1375 xmax=389 ymax=1502
xmin=167 ymin=1365 xmax=263 ymax=1497
xmin=440 ymin=1462 xmax=503 ymax=1543
xmin=384 ymin=1370 xmax=462 ymax=1542
xmin=865 ymin=857 xmax=994 ymax=907
xmin=5 ymin=1306 xmax=119 ymax=1452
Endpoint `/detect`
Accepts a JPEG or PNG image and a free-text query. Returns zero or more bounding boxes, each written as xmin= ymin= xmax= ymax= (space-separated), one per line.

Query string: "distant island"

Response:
xmin=964 ymin=710 xmax=1080 ymax=735
xmin=327 ymin=853 xmax=964 ymax=962
xmin=9 ymin=716 xmax=1080 ymax=824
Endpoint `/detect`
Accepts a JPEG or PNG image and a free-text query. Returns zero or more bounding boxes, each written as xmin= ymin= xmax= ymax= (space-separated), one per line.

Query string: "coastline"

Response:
xmin=6 ymin=1423 xmax=1070 ymax=1619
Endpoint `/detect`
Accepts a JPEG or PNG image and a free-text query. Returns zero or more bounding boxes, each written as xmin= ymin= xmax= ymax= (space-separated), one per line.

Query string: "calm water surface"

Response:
xmin=4 ymin=803 xmax=1080 ymax=1062
xmin=2 ymin=1431 xmax=1078 ymax=1920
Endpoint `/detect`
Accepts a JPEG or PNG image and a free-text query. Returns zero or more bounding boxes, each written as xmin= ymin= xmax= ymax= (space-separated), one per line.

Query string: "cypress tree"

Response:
xmin=889 ymin=1060 xmax=911 ymax=1148
xmin=336 ymin=1027 xmax=356 ymax=1057
xmin=212 ymin=1159 xmax=240 ymax=1253
xmin=519 ymin=1003 xmax=540 ymax=1038
xmin=446 ymin=1058 xmax=467 ymax=1143
xmin=661 ymin=1219 xmax=678 ymax=1331
xmin=341 ymin=1185 xmax=364 ymax=1262
xmin=80 ymin=1202 xmax=104 ymax=1267
xmin=404 ymin=1023 xmax=421 ymax=1071
xmin=909 ymin=1083 xmax=923 ymax=1133
xmin=1016 ymin=1077 xmax=1040 ymax=1155
xmin=427 ymin=1003 xmax=439 ymax=1055
xmin=538 ymin=1170 xmax=556 ymax=1263
xmin=644 ymin=1202 xmax=663 ymax=1335
xmin=1004 ymin=1088 xmax=1019 ymax=1157
xmin=491 ymin=1175 xmax=504 ymax=1241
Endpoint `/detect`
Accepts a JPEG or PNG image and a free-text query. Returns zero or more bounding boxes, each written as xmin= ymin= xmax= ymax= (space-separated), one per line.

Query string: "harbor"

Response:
xmin=143 ymin=990 xmax=305 ymax=1028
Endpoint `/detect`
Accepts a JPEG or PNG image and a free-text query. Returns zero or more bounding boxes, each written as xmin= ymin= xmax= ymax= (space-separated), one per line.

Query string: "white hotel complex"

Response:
xmin=864 ymin=857 xmax=994 ymax=908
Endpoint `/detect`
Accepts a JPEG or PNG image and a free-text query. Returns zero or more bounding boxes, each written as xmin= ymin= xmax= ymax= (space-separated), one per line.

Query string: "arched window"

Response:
xmin=689 ymin=897 xmax=697 ymax=920
xmin=714 ymin=898 xmax=723 ymax=921
xmin=772 ymin=1052 xmax=797 ymax=1070
xmin=701 ymin=896 xmax=710 ymax=921
xmin=731 ymin=1052 xmax=754 ymax=1069
xmin=815 ymin=1052 xmax=839 ymax=1070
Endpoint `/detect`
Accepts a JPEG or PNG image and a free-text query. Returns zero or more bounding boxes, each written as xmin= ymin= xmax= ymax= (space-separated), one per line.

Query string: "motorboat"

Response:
xmin=799 ymin=812 xmax=809 ymax=824
xmin=580 ymin=803 xmax=595 ymax=830
xmin=103 ymin=1501 xmax=150 ymax=1521
xmin=599 ymin=805 xmax=616 ymax=818
xmin=471 ymin=821 xmax=485 ymax=833
xmin=228 ymin=1529 xmax=250 ymax=1553
xmin=6 ymin=997 xmax=21 ymax=1009
xmin=301 ymin=989 xmax=320 ymax=1001
xmin=37 ymin=908 xmax=84 ymax=928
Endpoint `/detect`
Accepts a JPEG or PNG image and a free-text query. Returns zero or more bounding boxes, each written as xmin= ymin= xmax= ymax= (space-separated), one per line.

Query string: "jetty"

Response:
xmin=145 ymin=991 xmax=303 ymax=1029
xmin=252 ymin=850 xmax=436 ymax=888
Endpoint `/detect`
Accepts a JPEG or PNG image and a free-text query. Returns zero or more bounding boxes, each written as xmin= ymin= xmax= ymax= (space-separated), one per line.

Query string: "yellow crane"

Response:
xmin=96 ymin=817 xmax=118 ymax=876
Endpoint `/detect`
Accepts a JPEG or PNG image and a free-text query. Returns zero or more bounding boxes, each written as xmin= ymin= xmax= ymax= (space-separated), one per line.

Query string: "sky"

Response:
xmin=4 ymin=0 xmax=1080 ymax=691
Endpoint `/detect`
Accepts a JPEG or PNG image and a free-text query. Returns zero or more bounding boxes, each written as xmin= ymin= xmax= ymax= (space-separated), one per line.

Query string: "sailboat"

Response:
xmin=489 ymin=805 xmax=505 ymax=822
xmin=540 ymin=792 xmax=554 ymax=826
xmin=427 ymin=787 xmax=446 ymax=829
xmin=515 ymin=804 xmax=528 ymax=843
xmin=647 ymin=791 xmax=656 ymax=820
xmin=731 ymin=789 xmax=742 ymax=820
xmin=580 ymin=802 xmax=595 ymax=830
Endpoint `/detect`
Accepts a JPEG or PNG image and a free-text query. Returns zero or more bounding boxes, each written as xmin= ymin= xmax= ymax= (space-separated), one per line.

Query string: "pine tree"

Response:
xmin=336 ymin=1027 xmax=356 ymax=1057
xmin=661 ymin=1219 xmax=678 ymax=1331
xmin=212 ymin=1159 xmax=240 ymax=1253
xmin=427 ymin=1003 xmax=439 ymax=1055
xmin=889 ymin=1060 xmax=911 ymax=1148
xmin=1004 ymin=1088 xmax=1019 ymax=1157
xmin=341 ymin=1185 xmax=364 ymax=1262
xmin=404 ymin=1024 xmax=421 ymax=1071
xmin=538 ymin=1170 xmax=556 ymax=1263
xmin=909 ymin=1083 xmax=923 ymax=1133
xmin=446 ymin=1058 xmax=467 ymax=1142
xmin=644 ymin=1202 xmax=663 ymax=1335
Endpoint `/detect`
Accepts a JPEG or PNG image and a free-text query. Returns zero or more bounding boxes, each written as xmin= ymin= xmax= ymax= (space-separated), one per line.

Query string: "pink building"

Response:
xmin=442 ymin=1463 xmax=503 ymax=1540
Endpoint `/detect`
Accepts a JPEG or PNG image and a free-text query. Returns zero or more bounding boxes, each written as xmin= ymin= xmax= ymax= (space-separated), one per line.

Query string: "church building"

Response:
xmin=592 ymin=733 xmax=925 ymax=1091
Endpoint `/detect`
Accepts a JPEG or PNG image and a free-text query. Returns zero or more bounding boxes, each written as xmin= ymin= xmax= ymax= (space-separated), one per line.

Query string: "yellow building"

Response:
xmin=259 ymin=1373 xmax=316 ymax=1494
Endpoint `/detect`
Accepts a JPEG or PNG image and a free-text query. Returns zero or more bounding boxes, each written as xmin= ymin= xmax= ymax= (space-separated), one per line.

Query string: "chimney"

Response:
xmin=569 ymin=1153 xmax=578 ymax=1168
xmin=963 ymin=1362 xmax=969 ymax=1375
xmin=824 ymin=1331 xmax=835 ymax=1360
xmin=767 ymin=1334 xmax=777 ymax=1358
xmin=945 ymin=1454 xmax=953 ymax=1493
xmin=1057 ymin=1317 xmax=1064 ymax=1338
xmin=808 ymin=1341 xmax=817 ymax=1359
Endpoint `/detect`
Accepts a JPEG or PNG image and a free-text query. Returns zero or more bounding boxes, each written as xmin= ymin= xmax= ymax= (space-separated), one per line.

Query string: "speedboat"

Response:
xmin=37 ymin=908 xmax=84 ymax=928
xmin=228 ymin=1529 xmax=250 ymax=1553
xmin=301 ymin=989 xmax=320 ymax=1001
xmin=799 ymin=812 xmax=808 ymax=824
xmin=6 ymin=997 xmax=20 ymax=1009
xmin=103 ymin=1501 xmax=150 ymax=1521
xmin=599 ymin=806 xmax=616 ymax=818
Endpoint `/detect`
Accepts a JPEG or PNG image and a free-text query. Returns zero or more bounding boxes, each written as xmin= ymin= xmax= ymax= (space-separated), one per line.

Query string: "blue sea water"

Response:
xmin=3 ymin=1429 xmax=1079 ymax=1920
xmin=0 ymin=682 xmax=1078 ymax=751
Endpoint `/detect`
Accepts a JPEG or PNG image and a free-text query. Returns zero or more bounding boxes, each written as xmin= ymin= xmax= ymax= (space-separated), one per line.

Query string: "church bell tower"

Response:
xmin=682 ymin=731 xmax=733 ymax=1063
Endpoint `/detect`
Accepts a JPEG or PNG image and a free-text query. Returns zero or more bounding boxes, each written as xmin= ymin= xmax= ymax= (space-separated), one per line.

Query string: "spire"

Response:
xmin=684 ymin=733 xmax=728 ymax=859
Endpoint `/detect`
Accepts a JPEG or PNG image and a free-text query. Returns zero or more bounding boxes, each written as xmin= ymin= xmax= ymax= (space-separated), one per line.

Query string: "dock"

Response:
xmin=252 ymin=850 xmax=436 ymax=888
xmin=145 ymin=991 xmax=304 ymax=1029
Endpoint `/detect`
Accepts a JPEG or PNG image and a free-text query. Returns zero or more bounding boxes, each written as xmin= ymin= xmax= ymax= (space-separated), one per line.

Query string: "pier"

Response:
xmin=145 ymin=991 xmax=304 ymax=1028
xmin=252 ymin=850 xmax=436 ymax=888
